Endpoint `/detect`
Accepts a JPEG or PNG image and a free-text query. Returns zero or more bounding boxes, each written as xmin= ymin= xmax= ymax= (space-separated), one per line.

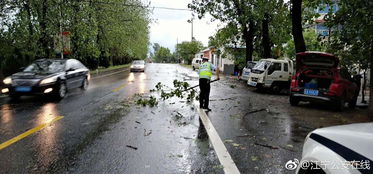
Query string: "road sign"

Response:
xmin=54 ymin=31 xmax=71 ymax=55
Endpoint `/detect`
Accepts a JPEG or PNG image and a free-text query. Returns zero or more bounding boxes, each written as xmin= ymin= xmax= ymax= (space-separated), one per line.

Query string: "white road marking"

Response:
xmin=91 ymin=69 xmax=129 ymax=80
xmin=195 ymin=102 xmax=241 ymax=174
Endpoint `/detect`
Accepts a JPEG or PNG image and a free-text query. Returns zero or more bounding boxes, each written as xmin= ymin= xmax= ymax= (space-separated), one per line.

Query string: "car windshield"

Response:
xmin=253 ymin=60 xmax=271 ymax=71
xmin=23 ymin=60 xmax=66 ymax=73
xmin=133 ymin=61 xmax=144 ymax=65
xmin=247 ymin=62 xmax=257 ymax=69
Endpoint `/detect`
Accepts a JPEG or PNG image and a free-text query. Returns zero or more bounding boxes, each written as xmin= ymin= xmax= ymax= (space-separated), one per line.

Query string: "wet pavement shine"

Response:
xmin=0 ymin=63 xmax=371 ymax=174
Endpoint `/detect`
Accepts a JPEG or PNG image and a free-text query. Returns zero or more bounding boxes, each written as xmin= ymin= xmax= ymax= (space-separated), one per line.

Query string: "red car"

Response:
xmin=290 ymin=51 xmax=359 ymax=111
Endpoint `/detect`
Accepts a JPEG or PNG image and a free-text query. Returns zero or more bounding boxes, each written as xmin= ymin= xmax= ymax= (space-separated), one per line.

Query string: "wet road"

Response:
xmin=0 ymin=63 xmax=370 ymax=174
xmin=0 ymin=64 xmax=220 ymax=173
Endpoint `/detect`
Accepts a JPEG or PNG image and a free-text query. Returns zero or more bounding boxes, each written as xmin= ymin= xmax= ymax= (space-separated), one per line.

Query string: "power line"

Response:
xmin=81 ymin=0 xmax=191 ymax=11
xmin=151 ymin=6 xmax=191 ymax=11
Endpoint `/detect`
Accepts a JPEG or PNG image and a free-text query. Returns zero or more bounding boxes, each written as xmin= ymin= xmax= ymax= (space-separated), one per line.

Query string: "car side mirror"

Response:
xmin=264 ymin=65 xmax=268 ymax=69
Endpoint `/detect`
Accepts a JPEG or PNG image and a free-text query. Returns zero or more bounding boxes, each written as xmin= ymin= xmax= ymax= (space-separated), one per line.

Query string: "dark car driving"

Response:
xmin=2 ymin=59 xmax=90 ymax=100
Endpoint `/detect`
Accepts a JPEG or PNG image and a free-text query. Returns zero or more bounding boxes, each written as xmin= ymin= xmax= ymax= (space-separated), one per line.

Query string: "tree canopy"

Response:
xmin=154 ymin=47 xmax=173 ymax=63
xmin=176 ymin=41 xmax=203 ymax=64
xmin=0 ymin=0 xmax=150 ymax=77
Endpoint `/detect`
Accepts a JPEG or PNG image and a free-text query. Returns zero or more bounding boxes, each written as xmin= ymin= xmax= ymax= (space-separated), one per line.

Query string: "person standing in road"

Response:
xmin=199 ymin=57 xmax=220 ymax=111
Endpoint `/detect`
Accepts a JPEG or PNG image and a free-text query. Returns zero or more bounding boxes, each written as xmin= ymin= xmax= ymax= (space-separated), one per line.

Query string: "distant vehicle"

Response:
xmin=289 ymin=51 xmax=359 ymax=111
xmin=247 ymin=58 xmax=294 ymax=92
xmin=296 ymin=123 xmax=373 ymax=174
xmin=2 ymin=59 xmax=90 ymax=100
xmin=192 ymin=57 xmax=203 ymax=70
xmin=130 ymin=60 xmax=145 ymax=72
xmin=241 ymin=61 xmax=257 ymax=81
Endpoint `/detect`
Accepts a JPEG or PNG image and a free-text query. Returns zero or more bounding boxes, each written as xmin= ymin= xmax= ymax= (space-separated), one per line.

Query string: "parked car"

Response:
xmin=192 ymin=57 xmax=202 ymax=70
xmin=289 ymin=51 xmax=359 ymax=110
xmin=241 ymin=61 xmax=257 ymax=81
xmin=247 ymin=58 xmax=294 ymax=92
xmin=296 ymin=123 xmax=373 ymax=174
xmin=130 ymin=60 xmax=145 ymax=72
xmin=2 ymin=59 xmax=90 ymax=100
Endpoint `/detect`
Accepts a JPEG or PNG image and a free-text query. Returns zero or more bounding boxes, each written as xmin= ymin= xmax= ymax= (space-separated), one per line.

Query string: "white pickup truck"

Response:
xmin=247 ymin=58 xmax=294 ymax=92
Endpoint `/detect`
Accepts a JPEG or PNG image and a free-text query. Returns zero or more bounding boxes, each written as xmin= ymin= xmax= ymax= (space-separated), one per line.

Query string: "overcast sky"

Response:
xmin=148 ymin=0 xmax=221 ymax=52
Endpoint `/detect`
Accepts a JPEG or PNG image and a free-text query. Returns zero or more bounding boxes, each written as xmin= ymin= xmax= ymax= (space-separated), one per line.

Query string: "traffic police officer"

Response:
xmin=199 ymin=57 xmax=220 ymax=111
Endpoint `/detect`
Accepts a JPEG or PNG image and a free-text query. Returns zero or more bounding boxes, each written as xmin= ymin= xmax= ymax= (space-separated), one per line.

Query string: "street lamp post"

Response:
xmin=187 ymin=17 xmax=194 ymax=41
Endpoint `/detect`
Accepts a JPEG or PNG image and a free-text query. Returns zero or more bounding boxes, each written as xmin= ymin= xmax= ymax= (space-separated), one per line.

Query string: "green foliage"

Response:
xmin=324 ymin=0 xmax=372 ymax=70
xmin=175 ymin=41 xmax=203 ymax=64
xmin=154 ymin=46 xmax=173 ymax=63
xmin=136 ymin=96 xmax=158 ymax=107
xmin=284 ymin=29 xmax=327 ymax=59
xmin=0 ymin=0 xmax=150 ymax=76
xmin=148 ymin=80 xmax=196 ymax=103
xmin=190 ymin=0 xmax=291 ymax=61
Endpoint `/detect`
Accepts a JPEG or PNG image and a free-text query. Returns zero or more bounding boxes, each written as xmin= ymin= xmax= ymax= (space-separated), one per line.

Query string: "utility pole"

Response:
xmin=187 ymin=16 xmax=194 ymax=41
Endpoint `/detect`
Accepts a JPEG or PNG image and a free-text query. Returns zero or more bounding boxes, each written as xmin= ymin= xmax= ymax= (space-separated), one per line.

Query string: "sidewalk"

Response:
xmin=357 ymin=89 xmax=370 ymax=107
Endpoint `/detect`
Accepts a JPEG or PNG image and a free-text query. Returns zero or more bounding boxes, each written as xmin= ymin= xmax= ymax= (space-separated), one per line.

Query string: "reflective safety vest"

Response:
xmin=199 ymin=62 xmax=212 ymax=79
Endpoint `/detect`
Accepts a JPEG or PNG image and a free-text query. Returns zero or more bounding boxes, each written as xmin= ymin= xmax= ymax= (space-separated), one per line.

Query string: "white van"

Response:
xmin=247 ymin=58 xmax=294 ymax=92
xmin=192 ymin=57 xmax=202 ymax=70
xmin=241 ymin=61 xmax=258 ymax=81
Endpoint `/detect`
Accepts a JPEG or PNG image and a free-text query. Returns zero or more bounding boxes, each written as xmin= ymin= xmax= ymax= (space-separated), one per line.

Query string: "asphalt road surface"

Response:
xmin=0 ymin=63 xmax=370 ymax=174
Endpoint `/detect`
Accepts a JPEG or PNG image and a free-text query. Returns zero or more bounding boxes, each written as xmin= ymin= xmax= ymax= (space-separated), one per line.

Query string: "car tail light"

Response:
xmin=290 ymin=75 xmax=298 ymax=90
xmin=327 ymin=83 xmax=339 ymax=96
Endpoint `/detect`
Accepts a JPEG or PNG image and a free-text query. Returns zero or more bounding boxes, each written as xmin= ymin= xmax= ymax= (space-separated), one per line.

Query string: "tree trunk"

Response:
xmin=369 ymin=38 xmax=373 ymax=116
xmin=262 ymin=14 xmax=271 ymax=58
xmin=39 ymin=0 xmax=49 ymax=57
xmin=291 ymin=0 xmax=306 ymax=53
xmin=232 ymin=0 xmax=253 ymax=63
xmin=24 ymin=0 xmax=34 ymax=36
xmin=242 ymin=21 xmax=254 ymax=63
xmin=362 ymin=70 xmax=367 ymax=103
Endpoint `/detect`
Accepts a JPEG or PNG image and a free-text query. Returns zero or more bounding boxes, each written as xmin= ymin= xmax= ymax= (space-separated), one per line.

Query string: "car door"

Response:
xmin=266 ymin=62 xmax=283 ymax=85
xmin=74 ymin=60 xmax=88 ymax=87
xmin=65 ymin=60 xmax=81 ymax=89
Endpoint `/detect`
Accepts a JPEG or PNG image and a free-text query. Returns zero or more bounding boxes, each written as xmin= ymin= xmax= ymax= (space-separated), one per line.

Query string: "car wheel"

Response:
xmin=193 ymin=66 xmax=195 ymax=71
xmin=81 ymin=78 xmax=89 ymax=90
xmin=271 ymin=84 xmax=281 ymax=94
xmin=335 ymin=98 xmax=345 ymax=111
xmin=289 ymin=95 xmax=300 ymax=106
xmin=55 ymin=82 xmax=67 ymax=100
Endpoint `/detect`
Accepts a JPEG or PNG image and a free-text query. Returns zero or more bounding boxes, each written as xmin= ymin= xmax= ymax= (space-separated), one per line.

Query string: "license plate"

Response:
xmin=304 ymin=89 xmax=319 ymax=96
xmin=244 ymin=72 xmax=250 ymax=75
xmin=249 ymin=81 xmax=257 ymax=87
xmin=15 ymin=86 xmax=31 ymax=92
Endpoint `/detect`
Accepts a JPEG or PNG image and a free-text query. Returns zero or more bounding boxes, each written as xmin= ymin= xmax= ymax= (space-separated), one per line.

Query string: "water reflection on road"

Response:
xmin=34 ymin=103 xmax=61 ymax=170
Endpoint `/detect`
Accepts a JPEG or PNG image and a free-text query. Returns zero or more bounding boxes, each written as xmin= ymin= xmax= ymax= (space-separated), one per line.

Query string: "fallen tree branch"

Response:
xmin=254 ymin=142 xmax=279 ymax=149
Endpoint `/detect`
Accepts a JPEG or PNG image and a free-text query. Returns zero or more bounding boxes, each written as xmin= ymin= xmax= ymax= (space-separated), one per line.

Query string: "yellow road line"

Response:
xmin=112 ymin=84 xmax=126 ymax=92
xmin=0 ymin=116 xmax=64 ymax=150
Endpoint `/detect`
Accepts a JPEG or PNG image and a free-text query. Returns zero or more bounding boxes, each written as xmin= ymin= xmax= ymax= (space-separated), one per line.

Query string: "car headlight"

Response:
xmin=130 ymin=65 xmax=134 ymax=68
xmin=3 ymin=77 xmax=12 ymax=85
xmin=40 ymin=76 xmax=58 ymax=85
